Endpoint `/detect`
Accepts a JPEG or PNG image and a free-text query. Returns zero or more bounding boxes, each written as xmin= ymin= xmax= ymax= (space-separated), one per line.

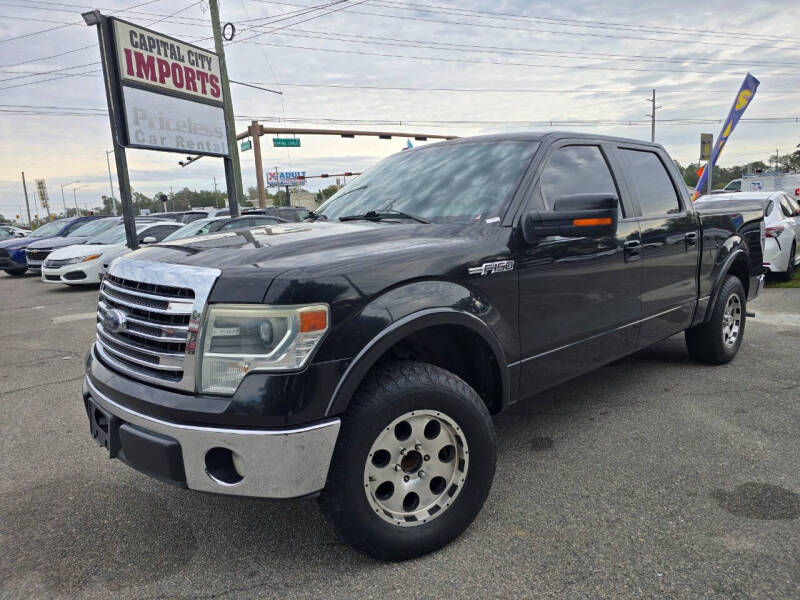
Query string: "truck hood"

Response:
xmin=128 ymin=221 xmax=498 ymax=303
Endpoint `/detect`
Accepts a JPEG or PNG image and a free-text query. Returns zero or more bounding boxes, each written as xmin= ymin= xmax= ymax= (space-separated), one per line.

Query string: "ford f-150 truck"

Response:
xmin=83 ymin=133 xmax=765 ymax=561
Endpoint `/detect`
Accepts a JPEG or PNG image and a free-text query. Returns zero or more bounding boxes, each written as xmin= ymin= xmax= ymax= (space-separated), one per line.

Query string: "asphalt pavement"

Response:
xmin=1 ymin=272 xmax=798 ymax=599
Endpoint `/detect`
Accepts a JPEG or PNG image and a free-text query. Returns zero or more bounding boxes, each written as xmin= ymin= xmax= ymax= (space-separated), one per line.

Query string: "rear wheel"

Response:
xmin=4 ymin=268 xmax=26 ymax=276
xmin=780 ymin=243 xmax=796 ymax=281
xmin=685 ymin=275 xmax=746 ymax=364
xmin=319 ymin=360 xmax=496 ymax=561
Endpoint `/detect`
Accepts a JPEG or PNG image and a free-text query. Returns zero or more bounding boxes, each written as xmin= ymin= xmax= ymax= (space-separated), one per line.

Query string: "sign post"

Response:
xmin=83 ymin=8 xmax=241 ymax=248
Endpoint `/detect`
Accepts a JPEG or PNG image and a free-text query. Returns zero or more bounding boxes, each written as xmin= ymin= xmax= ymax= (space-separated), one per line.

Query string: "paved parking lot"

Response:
xmin=1 ymin=272 xmax=798 ymax=599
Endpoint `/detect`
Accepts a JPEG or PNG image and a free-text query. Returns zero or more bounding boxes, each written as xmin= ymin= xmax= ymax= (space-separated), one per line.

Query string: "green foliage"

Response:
xmin=676 ymin=155 xmax=775 ymax=190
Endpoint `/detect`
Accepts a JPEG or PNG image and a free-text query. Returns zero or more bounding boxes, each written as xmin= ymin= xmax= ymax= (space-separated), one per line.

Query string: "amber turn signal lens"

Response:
xmin=299 ymin=309 xmax=328 ymax=332
xmin=573 ymin=217 xmax=612 ymax=227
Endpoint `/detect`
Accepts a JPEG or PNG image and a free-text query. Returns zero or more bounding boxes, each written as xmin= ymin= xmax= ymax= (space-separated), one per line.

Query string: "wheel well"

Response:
xmin=374 ymin=324 xmax=504 ymax=414
xmin=727 ymin=256 xmax=750 ymax=297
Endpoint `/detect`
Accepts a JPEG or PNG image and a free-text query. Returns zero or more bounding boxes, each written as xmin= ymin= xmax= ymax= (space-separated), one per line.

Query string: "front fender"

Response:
xmin=321 ymin=280 xmax=513 ymax=417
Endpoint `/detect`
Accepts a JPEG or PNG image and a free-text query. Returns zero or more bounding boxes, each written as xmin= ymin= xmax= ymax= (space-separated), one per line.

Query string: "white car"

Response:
xmin=0 ymin=225 xmax=31 ymax=237
xmin=697 ymin=191 xmax=800 ymax=280
xmin=41 ymin=221 xmax=182 ymax=285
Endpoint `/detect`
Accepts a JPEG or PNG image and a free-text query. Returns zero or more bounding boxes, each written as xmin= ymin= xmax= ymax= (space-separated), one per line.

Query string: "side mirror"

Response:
xmin=141 ymin=236 xmax=157 ymax=244
xmin=522 ymin=193 xmax=619 ymax=244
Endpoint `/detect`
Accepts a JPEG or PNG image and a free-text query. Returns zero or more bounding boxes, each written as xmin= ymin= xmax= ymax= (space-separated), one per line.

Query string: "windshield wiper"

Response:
xmin=339 ymin=209 xmax=429 ymax=224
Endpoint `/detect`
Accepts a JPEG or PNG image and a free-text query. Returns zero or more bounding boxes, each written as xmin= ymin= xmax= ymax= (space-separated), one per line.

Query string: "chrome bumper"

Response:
xmin=85 ymin=377 xmax=340 ymax=499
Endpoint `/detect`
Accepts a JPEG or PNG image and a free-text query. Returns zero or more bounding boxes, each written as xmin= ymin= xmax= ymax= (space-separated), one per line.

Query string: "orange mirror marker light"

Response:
xmin=573 ymin=217 xmax=612 ymax=227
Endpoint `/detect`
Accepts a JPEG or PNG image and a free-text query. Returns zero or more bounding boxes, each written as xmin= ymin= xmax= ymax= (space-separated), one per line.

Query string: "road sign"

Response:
xmin=273 ymin=138 xmax=300 ymax=148
xmin=700 ymin=133 xmax=713 ymax=161
xmin=241 ymin=139 xmax=252 ymax=151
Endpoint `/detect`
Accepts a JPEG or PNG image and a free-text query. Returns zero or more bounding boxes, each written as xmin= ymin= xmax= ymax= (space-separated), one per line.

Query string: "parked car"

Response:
xmin=0 ymin=228 xmax=12 ymax=241
xmin=242 ymin=206 xmax=310 ymax=222
xmin=160 ymin=217 xmax=230 ymax=241
xmin=181 ymin=208 xmax=230 ymax=223
xmin=214 ymin=214 xmax=287 ymax=231
xmin=24 ymin=217 xmax=122 ymax=272
xmin=0 ymin=216 xmax=101 ymax=276
xmin=697 ymin=191 xmax=800 ymax=280
xmin=82 ymin=132 xmax=764 ymax=561
xmin=0 ymin=225 xmax=31 ymax=237
xmin=146 ymin=211 xmax=186 ymax=222
xmin=41 ymin=220 xmax=182 ymax=285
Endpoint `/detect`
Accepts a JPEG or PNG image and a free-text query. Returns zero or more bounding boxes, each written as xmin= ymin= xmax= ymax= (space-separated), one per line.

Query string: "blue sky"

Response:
xmin=0 ymin=0 xmax=798 ymax=217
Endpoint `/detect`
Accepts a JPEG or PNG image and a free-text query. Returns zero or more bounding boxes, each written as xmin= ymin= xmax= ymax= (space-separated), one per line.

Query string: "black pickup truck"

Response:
xmin=83 ymin=132 xmax=764 ymax=561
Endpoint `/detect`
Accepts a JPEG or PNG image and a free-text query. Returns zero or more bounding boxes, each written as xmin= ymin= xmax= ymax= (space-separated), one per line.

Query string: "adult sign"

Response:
xmin=267 ymin=171 xmax=306 ymax=187
xmin=110 ymin=18 xmax=228 ymax=156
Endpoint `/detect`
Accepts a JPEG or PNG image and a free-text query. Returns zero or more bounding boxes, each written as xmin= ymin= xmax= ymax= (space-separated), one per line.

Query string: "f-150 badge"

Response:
xmin=468 ymin=260 xmax=515 ymax=276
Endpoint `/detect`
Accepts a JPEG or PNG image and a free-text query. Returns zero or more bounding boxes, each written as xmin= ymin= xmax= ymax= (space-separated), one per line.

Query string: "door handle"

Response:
xmin=623 ymin=239 xmax=641 ymax=262
xmin=685 ymin=231 xmax=698 ymax=249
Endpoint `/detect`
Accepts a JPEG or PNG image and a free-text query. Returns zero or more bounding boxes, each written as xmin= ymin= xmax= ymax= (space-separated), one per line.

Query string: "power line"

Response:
xmin=0 ymin=0 xmax=165 ymax=43
xmin=272 ymin=83 xmax=800 ymax=94
xmin=238 ymin=38 xmax=800 ymax=77
xmin=363 ymin=0 xmax=799 ymax=45
xmin=253 ymin=0 xmax=800 ymax=50
xmin=0 ymin=104 xmax=796 ymax=127
xmin=246 ymin=27 xmax=800 ymax=68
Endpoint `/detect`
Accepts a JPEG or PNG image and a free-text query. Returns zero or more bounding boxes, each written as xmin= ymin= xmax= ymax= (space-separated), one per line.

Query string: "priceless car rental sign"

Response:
xmin=112 ymin=19 xmax=228 ymax=156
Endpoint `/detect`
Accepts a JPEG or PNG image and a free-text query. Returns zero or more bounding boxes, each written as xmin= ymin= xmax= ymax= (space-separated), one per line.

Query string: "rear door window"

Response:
xmin=779 ymin=196 xmax=795 ymax=217
xmin=619 ymin=149 xmax=682 ymax=217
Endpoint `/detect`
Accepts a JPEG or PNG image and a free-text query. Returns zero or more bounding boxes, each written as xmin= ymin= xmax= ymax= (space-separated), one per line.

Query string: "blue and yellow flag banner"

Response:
xmin=692 ymin=73 xmax=760 ymax=201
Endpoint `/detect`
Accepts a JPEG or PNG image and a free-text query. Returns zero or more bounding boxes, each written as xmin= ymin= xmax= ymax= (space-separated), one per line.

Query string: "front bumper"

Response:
xmin=84 ymin=376 xmax=340 ymax=498
xmin=41 ymin=261 xmax=98 ymax=284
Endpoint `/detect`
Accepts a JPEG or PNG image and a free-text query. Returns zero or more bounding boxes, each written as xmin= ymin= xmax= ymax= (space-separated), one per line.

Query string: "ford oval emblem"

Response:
xmin=103 ymin=308 xmax=127 ymax=333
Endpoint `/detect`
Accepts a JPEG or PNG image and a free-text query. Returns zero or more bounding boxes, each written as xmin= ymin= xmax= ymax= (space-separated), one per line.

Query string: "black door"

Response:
xmin=515 ymin=142 xmax=643 ymax=397
xmin=614 ymin=146 xmax=700 ymax=346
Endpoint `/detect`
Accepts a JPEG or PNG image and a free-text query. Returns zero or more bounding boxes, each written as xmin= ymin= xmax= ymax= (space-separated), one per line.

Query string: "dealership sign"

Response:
xmin=267 ymin=171 xmax=306 ymax=187
xmin=110 ymin=18 xmax=227 ymax=156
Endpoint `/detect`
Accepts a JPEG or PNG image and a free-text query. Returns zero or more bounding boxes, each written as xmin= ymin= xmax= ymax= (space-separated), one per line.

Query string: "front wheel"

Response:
xmin=685 ymin=275 xmax=746 ymax=364
xmin=319 ymin=361 xmax=496 ymax=561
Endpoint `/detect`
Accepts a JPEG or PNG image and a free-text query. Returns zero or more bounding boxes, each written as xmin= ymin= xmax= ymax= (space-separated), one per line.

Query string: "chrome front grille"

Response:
xmin=93 ymin=258 xmax=221 ymax=391
xmin=26 ymin=248 xmax=51 ymax=261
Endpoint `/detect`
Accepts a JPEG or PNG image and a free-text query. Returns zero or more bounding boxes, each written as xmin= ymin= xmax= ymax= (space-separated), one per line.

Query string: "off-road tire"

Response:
xmin=685 ymin=275 xmax=746 ymax=364
xmin=319 ymin=360 xmax=496 ymax=561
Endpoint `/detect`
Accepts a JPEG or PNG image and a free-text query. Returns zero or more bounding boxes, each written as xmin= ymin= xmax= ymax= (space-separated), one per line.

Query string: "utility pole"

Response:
xmin=645 ymin=89 xmax=661 ymax=143
xmin=250 ymin=121 xmax=266 ymax=208
xmin=209 ymin=0 xmax=242 ymax=217
xmin=21 ymin=172 xmax=31 ymax=226
xmin=105 ymin=150 xmax=117 ymax=215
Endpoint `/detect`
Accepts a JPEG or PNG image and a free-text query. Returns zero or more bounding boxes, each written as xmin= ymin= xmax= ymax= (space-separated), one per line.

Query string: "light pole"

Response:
xmin=60 ymin=180 xmax=79 ymax=217
xmin=73 ymin=184 xmax=89 ymax=216
xmin=105 ymin=150 xmax=118 ymax=216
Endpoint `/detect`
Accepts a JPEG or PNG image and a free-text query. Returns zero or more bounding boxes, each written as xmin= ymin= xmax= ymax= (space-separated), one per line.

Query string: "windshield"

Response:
xmin=163 ymin=218 xmax=220 ymax=241
xmin=92 ymin=222 xmax=154 ymax=245
xmin=67 ymin=218 xmax=117 ymax=237
xmin=29 ymin=221 xmax=66 ymax=237
xmin=317 ymin=141 xmax=539 ymax=223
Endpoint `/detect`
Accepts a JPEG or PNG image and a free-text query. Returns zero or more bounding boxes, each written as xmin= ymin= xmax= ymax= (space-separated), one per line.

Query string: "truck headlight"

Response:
xmin=199 ymin=304 xmax=329 ymax=394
